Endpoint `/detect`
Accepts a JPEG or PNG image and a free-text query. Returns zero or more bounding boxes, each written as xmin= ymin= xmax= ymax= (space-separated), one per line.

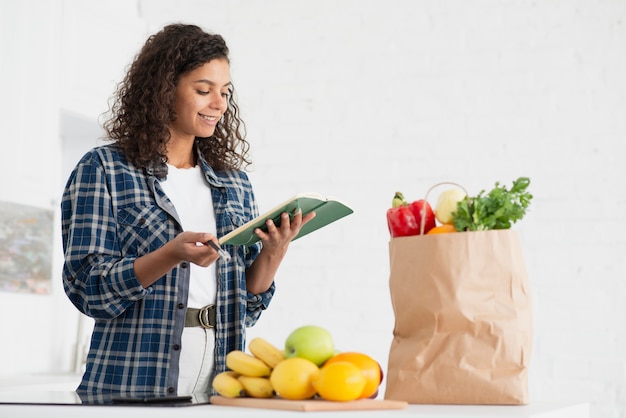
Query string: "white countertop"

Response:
xmin=0 ymin=376 xmax=590 ymax=417
xmin=0 ymin=398 xmax=589 ymax=418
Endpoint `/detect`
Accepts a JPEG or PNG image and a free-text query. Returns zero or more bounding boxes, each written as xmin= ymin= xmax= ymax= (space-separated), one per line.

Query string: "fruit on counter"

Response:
xmin=386 ymin=192 xmax=436 ymax=237
xmin=313 ymin=361 xmax=366 ymax=402
xmin=270 ymin=357 xmax=320 ymax=400
xmin=213 ymin=326 xmax=386 ymax=402
xmin=284 ymin=325 xmax=335 ymax=367
xmin=426 ymin=224 xmax=457 ymax=234
xmin=226 ymin=350 xmax=271 ymax=377
xmin=248 ymin=337 xmax=285 ymax=369
xmin=324 ymin=352 xmax=383 ymax=399
xmin=435 ymin=188 xmax=467 ymax=225
xmin=453 ymin=176 xmax=533 ymax=231
xmin=212 ymin=371 xmax=245 ymax=398
xmin=238 ymin=375 xmax=275 ymax=398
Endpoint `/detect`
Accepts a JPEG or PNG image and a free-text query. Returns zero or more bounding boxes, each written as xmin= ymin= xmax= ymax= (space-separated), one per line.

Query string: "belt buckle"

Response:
xmin=198 ymin=304 xmax=215 ymax=329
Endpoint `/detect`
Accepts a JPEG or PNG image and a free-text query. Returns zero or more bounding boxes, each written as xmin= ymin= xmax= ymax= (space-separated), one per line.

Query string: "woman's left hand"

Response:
xmin=254 ymin=209 xmax=316 ymax=257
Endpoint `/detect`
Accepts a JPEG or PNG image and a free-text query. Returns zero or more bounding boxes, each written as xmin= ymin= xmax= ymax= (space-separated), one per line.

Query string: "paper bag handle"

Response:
xmin=420 ymin=182 xmax=471 ymax=234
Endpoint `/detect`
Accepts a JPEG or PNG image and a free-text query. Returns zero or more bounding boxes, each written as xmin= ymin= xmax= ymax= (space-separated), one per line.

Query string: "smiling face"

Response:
xmin=170 ymin=58 xmax=231 ymax=142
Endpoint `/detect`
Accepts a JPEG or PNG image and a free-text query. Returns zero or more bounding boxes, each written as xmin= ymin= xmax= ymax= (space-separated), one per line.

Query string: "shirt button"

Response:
xmin=181 ymin=262 xmax=188 ymax=268
xmin=173 ymin=344 xmax=180 ymax=351
xmin=168 ymin=387 xmax=175 ymax=394
xmin=138 ymin=218 xmax=146 ymax=225
xmin=177 ymin=303 xmax=185 ymax=309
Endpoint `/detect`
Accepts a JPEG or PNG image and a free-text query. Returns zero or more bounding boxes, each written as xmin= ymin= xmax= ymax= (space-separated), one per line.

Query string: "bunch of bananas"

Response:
xmin=212 ymin=337 xmax=285 ymax=398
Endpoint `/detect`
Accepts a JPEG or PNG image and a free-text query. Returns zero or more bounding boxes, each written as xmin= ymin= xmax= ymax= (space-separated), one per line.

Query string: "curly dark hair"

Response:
xmin=103 ymin=23 xmax=250 ymax=171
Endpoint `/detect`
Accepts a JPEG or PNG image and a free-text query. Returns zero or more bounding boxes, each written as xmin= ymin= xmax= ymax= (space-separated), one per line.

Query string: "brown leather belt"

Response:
xmin=185 ymin=304 xmax=216 ymax=329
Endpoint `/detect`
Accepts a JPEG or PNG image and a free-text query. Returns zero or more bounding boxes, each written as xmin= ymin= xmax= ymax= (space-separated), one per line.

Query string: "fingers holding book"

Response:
xmin=255 ymin=208 xmax=316 ymax=248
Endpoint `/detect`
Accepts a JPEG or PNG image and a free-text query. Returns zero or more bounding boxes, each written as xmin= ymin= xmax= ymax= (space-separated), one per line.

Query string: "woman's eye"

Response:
xmin=197 ymin=90 xmax=209 ymax=95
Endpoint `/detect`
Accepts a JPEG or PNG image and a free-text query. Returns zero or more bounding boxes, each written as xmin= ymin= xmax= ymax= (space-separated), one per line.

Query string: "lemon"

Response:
xmin=269 ymin=357 xmax=319 ymax=400
xmin=313 ymin=361 xmax=366 ymax=402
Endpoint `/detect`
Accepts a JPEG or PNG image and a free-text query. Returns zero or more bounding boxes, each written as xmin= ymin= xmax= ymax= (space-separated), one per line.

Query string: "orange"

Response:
xmin=426 ymin=224 xmax=457 ymax=234
xmin=313 ymin=361 xmax=366 ymax=402
xmin=324 ymin=352 xmax=382 ymax=399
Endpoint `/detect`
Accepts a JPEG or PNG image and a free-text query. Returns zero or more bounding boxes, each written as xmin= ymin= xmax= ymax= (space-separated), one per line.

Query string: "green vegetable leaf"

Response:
xmin=452 ymin=177 xmax=533 ymax=231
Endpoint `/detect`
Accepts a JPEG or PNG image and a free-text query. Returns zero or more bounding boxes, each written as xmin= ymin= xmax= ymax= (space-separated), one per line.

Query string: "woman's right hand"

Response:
xmin=134 ymin=231 xmax=220 ymax=288
xmin=170 ymin=231 xmax=221 ymax=267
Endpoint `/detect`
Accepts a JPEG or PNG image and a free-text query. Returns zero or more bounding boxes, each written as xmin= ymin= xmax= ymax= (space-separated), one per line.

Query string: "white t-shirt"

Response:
xmin=160 ymin=164 xmax=217 ymax=307
xmin=161 ymin=164 xmax=217 ymax=394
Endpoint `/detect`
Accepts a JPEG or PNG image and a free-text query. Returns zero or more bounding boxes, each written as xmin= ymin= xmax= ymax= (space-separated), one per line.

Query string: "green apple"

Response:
xmin=284 ymin=325 xmax=335 ymax=367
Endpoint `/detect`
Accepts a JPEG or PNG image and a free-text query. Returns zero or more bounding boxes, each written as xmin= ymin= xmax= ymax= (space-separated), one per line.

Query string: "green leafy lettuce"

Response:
xmin=453 ymin=177 xmax=533 ymax=231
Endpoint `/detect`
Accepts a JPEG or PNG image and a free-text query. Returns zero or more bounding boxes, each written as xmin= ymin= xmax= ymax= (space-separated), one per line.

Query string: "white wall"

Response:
xmin=0 ymin=0 xmax=147 ymax=375
xmin=1 ymin=1 xmax=625 ymax=417
xmin=0 ymin=0 xmax=66 ymax=374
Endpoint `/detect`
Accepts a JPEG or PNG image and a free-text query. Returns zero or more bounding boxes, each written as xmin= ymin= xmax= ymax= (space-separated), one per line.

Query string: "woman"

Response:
xmin=61 ymin=23 xmax=313 ymax=395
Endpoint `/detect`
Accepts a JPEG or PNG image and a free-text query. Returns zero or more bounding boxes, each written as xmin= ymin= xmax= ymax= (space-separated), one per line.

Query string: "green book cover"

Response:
xmin=218 ymin=193 xmax=354 ymax=247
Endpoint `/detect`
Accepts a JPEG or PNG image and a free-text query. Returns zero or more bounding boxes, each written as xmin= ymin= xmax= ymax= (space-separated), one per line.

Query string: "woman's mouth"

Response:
xmin=199 ymin=114 xmax=219 ymax=123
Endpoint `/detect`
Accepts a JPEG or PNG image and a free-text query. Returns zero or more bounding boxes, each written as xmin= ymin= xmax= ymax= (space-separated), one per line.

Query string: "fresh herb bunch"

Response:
xmin=453 ymin=177 xmax=532 ymax=231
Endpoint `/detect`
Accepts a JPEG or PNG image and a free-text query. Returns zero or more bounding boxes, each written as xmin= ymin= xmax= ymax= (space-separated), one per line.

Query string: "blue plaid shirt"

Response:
xmin=61 ymin=144 xmax=274 ymax=394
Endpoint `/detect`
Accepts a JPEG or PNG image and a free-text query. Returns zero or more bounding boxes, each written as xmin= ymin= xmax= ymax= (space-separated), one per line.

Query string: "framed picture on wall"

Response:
xmin=0 ymin=201 xmax=53 ymax=294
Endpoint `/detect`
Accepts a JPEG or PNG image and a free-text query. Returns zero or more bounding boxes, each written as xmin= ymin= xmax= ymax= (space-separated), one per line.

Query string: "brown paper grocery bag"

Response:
xmin=384 ymin=229 xmax=532 ymax=405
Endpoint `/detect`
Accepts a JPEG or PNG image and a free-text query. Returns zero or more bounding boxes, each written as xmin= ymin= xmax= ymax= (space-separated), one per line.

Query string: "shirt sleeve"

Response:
xmin=61 ymin=151 xmax=150 ymax=319
xmin=239 ymin=188 xmax=276 ymax=327
xmin=245 ymin=282 xmax=276 ymax=325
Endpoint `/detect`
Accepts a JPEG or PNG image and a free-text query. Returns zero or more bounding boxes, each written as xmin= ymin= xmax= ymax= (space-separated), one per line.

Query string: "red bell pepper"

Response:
xmin=386 ymin=192 xmax=436 ymax=237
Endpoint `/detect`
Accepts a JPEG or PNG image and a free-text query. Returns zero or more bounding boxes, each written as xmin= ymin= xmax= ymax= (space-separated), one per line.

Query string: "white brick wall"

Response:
xmin=1 ymin=1 xmax=624 ymax=417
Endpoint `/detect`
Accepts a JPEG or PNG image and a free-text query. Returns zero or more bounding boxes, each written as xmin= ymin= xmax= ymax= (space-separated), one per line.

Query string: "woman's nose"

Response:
xmin=211 ymin=91 xmax=228 ymax=111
